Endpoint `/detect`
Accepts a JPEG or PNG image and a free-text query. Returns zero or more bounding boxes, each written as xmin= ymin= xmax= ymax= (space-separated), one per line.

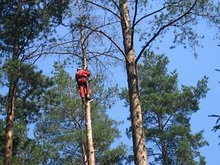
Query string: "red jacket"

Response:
xmin=75 ymin=69 xmax=90 ymax=83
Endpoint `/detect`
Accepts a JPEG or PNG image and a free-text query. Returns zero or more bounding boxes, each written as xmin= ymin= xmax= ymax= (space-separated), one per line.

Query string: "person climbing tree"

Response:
xmin=75 ymin=67 xmax=93 ymax=103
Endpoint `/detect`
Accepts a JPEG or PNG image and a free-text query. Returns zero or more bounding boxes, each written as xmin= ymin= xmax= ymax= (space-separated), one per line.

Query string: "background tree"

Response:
xmin=84 ymin=1 xmax=220 ymax=164
xmin=138 ymin=52 xmax=209 ymax=165
xmin=0 ymin=0 xmax=70 ymax=164
xmin=34 ymin=63 xmax=126 ymax=164
xmin=0 ymin=63 xmax=52 ymax=164
xmin=57 ymin=1 xmax=125 ymax=163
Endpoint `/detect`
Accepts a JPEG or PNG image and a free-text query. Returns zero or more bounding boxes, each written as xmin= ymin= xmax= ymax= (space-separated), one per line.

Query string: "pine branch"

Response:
xmin=135 ymin=0 xmax=198 ymax=64
xmin=86 ymin=0 xmax=121 ymax=20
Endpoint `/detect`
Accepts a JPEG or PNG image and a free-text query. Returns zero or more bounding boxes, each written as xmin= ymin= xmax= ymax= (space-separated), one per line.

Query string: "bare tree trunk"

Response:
xmin=126 ymin=60 xmax=148 ymax=165
xmin=119 ymin=1 xmax=148 ymax=164
xmin=4 ymin=84 xmax=16 ymax=165
xmin=80 ymin=22 xmax=87 ymax=70
xmin=85 ymin=102 xmax=95 ymax=165
xmin=79 ymin=1 xmax=95 ymax=163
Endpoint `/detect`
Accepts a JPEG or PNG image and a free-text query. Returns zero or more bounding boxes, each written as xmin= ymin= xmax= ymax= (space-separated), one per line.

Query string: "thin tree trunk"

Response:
xmin=158 ymin=114 xmax=169 ymax=165
xmin=85 ymin=102 xmax=95 ymax=165
xmin=81 ymin=144 xmax=89 ymax=165
xmin=4 ymin=84 xmax=16 ymax=165
xmin=80 ymin=21 xmax=87 ymax=70
xmin=70 ymin=110 xmax=88 ymax=165
xmin=119 ymin=1 xmax=148 ymax=164
xmin=79 ymin=2 xmax=95 ymax=163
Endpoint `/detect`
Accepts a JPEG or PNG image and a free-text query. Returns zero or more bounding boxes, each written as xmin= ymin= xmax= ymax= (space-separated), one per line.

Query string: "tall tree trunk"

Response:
xmin=4 ymin=84 xmax=16 ymax=165
xmin=85 ymin=102 xmax=95 ymax=165
xmin=119 ymin=1 xmax=148 ymax=164
xmin=79 ymin=2 xmax=95 ymax=163
xmin=4 ymin=1 xmax=22 ymax=163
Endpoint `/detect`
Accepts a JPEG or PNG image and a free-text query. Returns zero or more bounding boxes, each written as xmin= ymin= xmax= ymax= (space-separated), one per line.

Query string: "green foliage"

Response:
xmin=0 ymin=119 xmax=49 ymax=165
xmin=121 ymin=52 xmax=209 ymax=164
xmin=87 ymin=0 xmax=220 ymax=58
xmin=209 ymin=114 xmax=220 ymax=144
xmin=0 ymin=63 xmax=53 ymax=163
xmin=34 ymin=63 xmax=126 ymax=164
xmin=0 ymin=119 xmax=5 ymax=159
xmin=0 ymin=0 xmax=70 ymax=55
xmin=0 ymin=1 xmax=70 ymax=164
xmin=1 ymin=61 xmax=52 ymax=123
xmin=139 ymin=52 xmax=209 ymax=165
xmin=98 ymin=143 xmax=126 ymax=165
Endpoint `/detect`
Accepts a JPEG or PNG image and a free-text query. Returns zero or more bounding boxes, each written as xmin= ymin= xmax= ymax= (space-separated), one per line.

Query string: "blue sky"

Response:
xmin=106 ymin=23 xmax=220 ymax=164
xmin=32 ymin=8 xmax=220 ymax=164
xmin=152 ymin=24 xmax=220 ymax=164
xmin=165 ymin=42 xmax=220 ymax=164
xmin=35 ymin=27 xmax=220 ymax=164
xmin=1 ymin=1 xmax=219 ymax=164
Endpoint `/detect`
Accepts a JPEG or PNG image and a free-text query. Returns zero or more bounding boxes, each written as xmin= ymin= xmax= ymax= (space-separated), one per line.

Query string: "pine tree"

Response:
xmin=84 ymin=1 xmax=220 ymax=164
xmin=0 ymin=1 xmax=70 ymax=164
xmin=138 ymin=52 xmax=208 ymax=165
xmin=0 ymin=63 xmax=53 ymax=164
xmin=34 ymin=63 xmax=126 ymax=164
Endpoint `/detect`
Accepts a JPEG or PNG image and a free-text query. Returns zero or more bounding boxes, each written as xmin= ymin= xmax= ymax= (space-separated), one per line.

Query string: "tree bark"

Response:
xmin=126 ymin=61 xmax=148 ymax=165
xmin=4 ymin=35 xmax=20 ymax=165
xmin=85 ymin=102 xmax=95 ymax=165
xmin=4 ymin=84 xmax=16 ymax=165
xmin=119 ymin=0 xmax=148 ymax=164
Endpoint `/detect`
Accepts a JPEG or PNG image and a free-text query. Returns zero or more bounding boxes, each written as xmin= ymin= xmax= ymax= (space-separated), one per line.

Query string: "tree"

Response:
xmin=77 ymin=2 xmax=95 ymax=163
xmin=138 ymin=52 xmax=208 ymax=165
xmin=83 ymin=1 xmax=220 ymax=164
xmin=0 ymin=1 xmax=70 ymax=164
xmin=61 ymin=1 xmax=123 ymax=163
xmin=34 ymin=63 xmax=126 ymax=164
xmin=0 ymin=63 xmax=53 ymax=164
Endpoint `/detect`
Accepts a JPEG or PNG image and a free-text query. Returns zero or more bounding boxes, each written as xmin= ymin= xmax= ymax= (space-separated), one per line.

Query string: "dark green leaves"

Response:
xmin=139 ymin=52 xmax=208 ymax=164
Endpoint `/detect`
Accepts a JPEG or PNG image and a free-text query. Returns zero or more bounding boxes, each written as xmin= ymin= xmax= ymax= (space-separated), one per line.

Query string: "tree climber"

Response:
xmin=75 ymin=67 xmax=93 ymax=103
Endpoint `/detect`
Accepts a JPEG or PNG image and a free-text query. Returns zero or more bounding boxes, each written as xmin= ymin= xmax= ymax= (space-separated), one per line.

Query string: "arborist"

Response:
xmin=75 ymin=67 xmax=93 ymax=103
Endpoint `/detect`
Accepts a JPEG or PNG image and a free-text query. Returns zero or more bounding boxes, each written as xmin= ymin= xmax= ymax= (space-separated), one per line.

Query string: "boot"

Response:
xmin=81 ymin=98 xmax=86 ymax=104
xmin=86 ymin=95 xmax=93 ymax=102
